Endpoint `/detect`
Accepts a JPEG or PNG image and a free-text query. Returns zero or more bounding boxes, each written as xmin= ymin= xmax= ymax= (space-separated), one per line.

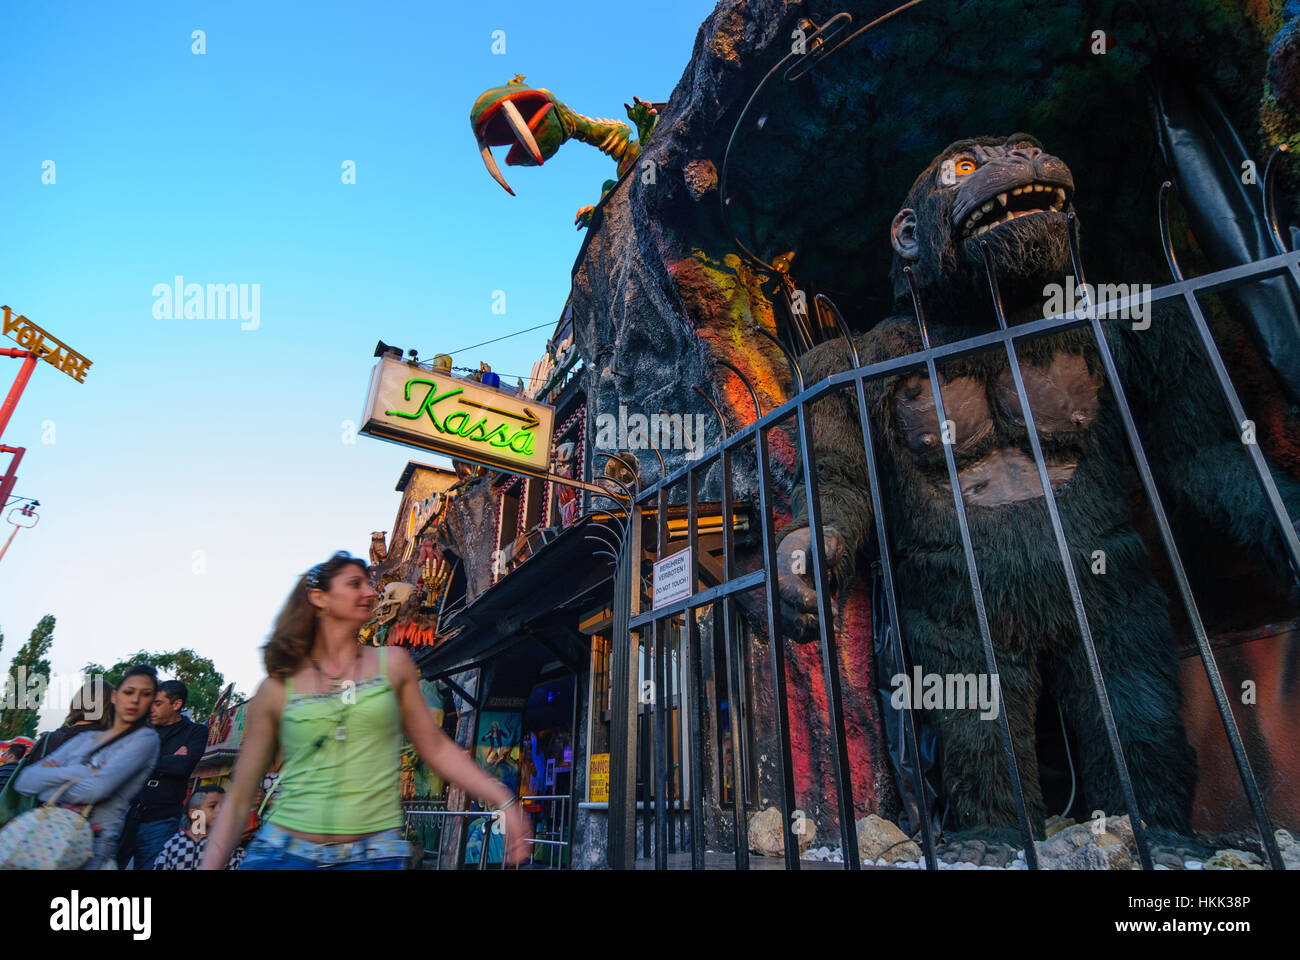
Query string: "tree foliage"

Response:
xmin=83 ymin=649 xmax=243 ymax=723
xmin=0 ymin=615 xmax=56 ymax=739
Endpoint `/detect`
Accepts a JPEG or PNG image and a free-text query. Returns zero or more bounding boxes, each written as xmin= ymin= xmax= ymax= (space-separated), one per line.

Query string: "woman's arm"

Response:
xmin=388 ymin=648 xmax=531 ymax=864
xmin=198 ymin=678 xmax=283 ymax=869
xmin=59 ymin=731 xmax=159 ymax=805
xmin=14 ymin=730 xmax=160 ymax=805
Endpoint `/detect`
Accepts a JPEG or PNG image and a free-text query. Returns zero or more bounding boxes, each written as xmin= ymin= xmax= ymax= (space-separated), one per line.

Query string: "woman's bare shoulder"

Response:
xmin=250 ymin=676 xmax=288 ymax=716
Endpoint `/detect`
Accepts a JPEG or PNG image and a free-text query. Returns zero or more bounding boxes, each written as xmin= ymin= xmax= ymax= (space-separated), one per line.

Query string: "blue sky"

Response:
xmin=0 ymin=0 xmax=717 ymax=727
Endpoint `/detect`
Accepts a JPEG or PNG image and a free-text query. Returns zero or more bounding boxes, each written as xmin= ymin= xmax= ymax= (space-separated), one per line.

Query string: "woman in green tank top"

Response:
xmin=199 ymin=551 xmax=529 ymax=870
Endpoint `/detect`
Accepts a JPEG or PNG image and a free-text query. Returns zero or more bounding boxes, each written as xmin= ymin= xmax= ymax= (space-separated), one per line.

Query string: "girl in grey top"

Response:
xmin=15 ymin=665 xmax=161 ymax=869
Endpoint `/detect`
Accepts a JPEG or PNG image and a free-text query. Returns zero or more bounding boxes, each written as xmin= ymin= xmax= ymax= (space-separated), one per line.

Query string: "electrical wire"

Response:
xmin=445 ymin=321 xmax=556 ymax=356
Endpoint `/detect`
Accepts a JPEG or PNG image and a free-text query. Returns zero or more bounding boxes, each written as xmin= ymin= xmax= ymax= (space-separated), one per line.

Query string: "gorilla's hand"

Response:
xmin=775 ymin=526 xmax=841 ymax=643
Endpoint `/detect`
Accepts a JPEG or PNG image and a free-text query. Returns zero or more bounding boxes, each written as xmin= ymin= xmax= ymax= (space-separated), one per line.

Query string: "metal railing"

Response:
xmin=605 ymin=226 xmax=1300 ymax=871
xmin=477 ymin=794 xmax=572 ymax=870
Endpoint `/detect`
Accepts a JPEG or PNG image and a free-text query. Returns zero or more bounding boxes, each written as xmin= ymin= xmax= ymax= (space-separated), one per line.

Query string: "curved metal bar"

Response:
xmin=1065 ymin=213 xmax=1089 ymax=303
xmin=583 ymin=534 xmax=621 ymax=561
xmin=587 ymin=501 xmax=627 ymax=546
xmin=716 ymin=359 xmax=762 ymax=422
xmin=1157 ymin=181 xmax=1185 ymax=282
xmin=591 ymin=452 xmax=638 ymax=505
xmin=978 ymin=242 xmax=1011 ymax=332
xmin=1264 ymin=144 xmax=1290 ymax=257
xmin=589 ymin=456 xmax=638 ymax=540
xmin=692 ymin=384 xmax=729 ymax=440
xmin=903 ymin=266 xmax=934 ymax=351
xmin=646 ymin=416 xmax=668 ymax=480
xmin=814 ymin=293 xmax=861 ymax=368
xmin=592 ymin=455 xmax=640 ymax=504
xmin=785 ymin=1 xmax=927 ymax=81
xmin=781 ymin=13 xmax=855 ymax=81
xmin=435 ymin=556 xmax=464 ymax=628
xmin=719 ymin=13 xmax=854 ymax=273
xmin=752 ymin=324 xmax=805 ymax=392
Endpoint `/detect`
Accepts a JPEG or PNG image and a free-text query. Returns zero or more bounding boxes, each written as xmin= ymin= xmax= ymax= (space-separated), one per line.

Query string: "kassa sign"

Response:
xmin=361 ymin=356 xmax=555 ymax=475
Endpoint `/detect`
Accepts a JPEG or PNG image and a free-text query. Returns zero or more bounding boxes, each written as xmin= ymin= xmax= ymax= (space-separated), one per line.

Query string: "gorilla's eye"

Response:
xmin=954 ymin=158 xmax=976 ymax=176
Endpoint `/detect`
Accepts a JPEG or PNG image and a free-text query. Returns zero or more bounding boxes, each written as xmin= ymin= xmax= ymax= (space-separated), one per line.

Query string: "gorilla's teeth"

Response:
xmin=972 ymin=209 xmax=983 ymax=222
xmin=1012 ymin=187 xmax=1023 ymax=196
xmin=981 ymin=201 xmax=993 ymax=213
xmin=1055 ymin=187 xmax=1066 ymax=205
xmin=997 ymin=193 xmax=1008 ymax=207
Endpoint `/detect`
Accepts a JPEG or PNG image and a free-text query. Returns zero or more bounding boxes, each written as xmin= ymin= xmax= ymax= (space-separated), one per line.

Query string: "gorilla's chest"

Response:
xmin=891 ymin=350 xmax=1102 ymax=506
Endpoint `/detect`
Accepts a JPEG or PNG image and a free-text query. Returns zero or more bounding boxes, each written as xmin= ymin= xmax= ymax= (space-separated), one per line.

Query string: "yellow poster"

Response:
xmin=589 ymin=752 xmax=609 ymax=803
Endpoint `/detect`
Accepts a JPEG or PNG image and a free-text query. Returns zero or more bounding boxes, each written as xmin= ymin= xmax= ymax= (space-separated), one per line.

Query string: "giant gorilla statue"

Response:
xmin=776 ymin=133 xmax=1300 ymax=845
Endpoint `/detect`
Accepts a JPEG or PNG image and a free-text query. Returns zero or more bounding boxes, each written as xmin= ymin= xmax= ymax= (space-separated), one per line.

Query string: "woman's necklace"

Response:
xmin=310 ymin=645 xmax=361 ymax=741
xmin=311 ymin=646 xmax=361 ymax=689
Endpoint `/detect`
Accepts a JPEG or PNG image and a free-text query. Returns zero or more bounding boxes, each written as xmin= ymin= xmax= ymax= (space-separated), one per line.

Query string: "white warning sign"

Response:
xmin=652 ymin=547 xmax=693 ymax=610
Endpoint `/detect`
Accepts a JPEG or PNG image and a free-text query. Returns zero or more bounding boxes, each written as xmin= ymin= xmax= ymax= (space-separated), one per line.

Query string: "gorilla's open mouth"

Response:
xmin=958 ymin=183 xmax=1071 ymax=240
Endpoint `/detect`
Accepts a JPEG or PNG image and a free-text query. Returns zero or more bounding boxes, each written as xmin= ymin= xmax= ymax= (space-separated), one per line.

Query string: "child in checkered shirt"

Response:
xmin=154 ymin=785 xmax=246 ymax=870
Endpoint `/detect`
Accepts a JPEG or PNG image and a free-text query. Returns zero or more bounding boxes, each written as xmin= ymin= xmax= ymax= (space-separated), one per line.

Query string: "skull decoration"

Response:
xmin=374 ymin=581 xmax=417 ymax=625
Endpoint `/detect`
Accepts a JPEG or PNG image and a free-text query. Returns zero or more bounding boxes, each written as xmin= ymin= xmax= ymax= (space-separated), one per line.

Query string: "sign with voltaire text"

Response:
xmin=2 ymin=305 xmax=92 ymax=382
xmin=652 ymin=547 xmax=693 ymax=610
xmin=361 ymin=356 xmax=555 ymax=475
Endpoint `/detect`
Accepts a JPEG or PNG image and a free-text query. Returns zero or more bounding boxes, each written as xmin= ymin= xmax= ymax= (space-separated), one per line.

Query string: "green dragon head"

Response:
xmin=470 ymin=76 xmax=566 ymax=196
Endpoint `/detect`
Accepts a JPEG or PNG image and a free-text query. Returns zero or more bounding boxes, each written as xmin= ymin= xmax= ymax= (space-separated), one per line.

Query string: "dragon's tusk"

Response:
xmin=501 ymin=99 xmax=544 ymax=166
xmin=478 ymin=137 xmax=515 ymax=195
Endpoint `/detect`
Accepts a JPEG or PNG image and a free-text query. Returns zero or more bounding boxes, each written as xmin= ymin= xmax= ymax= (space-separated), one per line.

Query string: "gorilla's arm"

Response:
xmin=1114 ymin=308 xmax=1300 ymax=583
xmin=776 ymin=335 xmax=879 ymax=628
xmin=1153 ymin=440 xmax=1300 ymax=579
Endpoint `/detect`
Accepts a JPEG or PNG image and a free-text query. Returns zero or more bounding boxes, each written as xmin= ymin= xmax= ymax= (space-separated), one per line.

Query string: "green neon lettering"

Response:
xmin=387 ymin=376 xmax=541 ymax=459
xmin=386 ymin=378 xmax=463 ymax=430
xmin=483 ymin=423 xmax=513 ymax=448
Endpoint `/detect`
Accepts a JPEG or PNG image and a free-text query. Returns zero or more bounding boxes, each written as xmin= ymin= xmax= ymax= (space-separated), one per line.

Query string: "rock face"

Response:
xmin=856 ymin=814 xmax=920 ymax=864
xmin=748 ymin=805 xmax=816 ymax=857
xmin=1277 ymin=829 xmax=1300 ymax=869
xmin=438 ymin=475 xmax=497 ymax=604
xmin=1203 ymin=849 xmax=1264 ymax=870
xmin=1033 ymin=815 xmax=1136 ymax=870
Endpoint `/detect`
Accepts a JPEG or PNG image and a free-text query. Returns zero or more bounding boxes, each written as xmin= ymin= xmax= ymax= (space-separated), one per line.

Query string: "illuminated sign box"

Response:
xmin=361 ymin=356 xmax=555 ymax=475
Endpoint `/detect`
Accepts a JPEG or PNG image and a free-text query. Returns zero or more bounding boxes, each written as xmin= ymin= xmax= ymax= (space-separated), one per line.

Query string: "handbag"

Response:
xmin=0 ymin=780 xmax=95 ymax=869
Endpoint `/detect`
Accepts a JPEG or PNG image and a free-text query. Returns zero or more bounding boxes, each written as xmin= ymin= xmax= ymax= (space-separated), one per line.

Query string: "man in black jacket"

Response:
xmin=116 ymin=680 xmax=209 ymax=869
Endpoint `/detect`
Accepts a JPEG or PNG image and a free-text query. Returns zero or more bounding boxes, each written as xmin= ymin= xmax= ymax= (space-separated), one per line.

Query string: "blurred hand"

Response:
xmin=501 ymin=806 xmax=533 ymax=865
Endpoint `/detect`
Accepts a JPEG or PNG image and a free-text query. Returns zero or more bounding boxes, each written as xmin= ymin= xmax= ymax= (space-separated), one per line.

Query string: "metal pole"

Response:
xmin=607 ymin=505 xmax=641 ymax=868
xmin=0 ymin=352 xmax=38 ymax=442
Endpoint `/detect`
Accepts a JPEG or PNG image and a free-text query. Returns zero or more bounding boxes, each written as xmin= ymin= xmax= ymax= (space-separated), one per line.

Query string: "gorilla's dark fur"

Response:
xmin=779 ymin=134 xmax=1300 ymax=841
